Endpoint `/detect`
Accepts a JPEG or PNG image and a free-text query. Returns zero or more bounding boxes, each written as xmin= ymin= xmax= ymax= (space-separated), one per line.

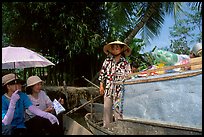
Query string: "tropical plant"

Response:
xmin=167 ymin=2 xmax=202 ymax=54
xmin=2 ymin=2 xmax=193 ymax=85
xmin=2 ymin=2 xmax=106 ymax=85
xmin=101 ymin=2 xmax=185 ymax=70
xmin=124 ymin=2 xmax=183 ymax=45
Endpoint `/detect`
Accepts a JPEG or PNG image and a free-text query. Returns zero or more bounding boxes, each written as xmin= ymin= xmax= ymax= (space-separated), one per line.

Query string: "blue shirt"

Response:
xmin=2 ymin=91 xmax=33 ymax=128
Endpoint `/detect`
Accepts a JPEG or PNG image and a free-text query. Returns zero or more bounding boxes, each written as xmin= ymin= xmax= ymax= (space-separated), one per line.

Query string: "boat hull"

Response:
xmin=85 ymin=113 xmax=202 ymax=135
xmin=63 ymin=114 xmax=93 ymax=135
xmin=121 ymin=70 xmax=202 ymax=129
xmin=85 ymin=69 xmax=202 ymax=135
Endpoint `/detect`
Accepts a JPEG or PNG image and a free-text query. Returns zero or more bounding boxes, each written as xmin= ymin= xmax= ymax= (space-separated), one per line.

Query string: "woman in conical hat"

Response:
xmin=103 ymin=40 xmax=132 ymax=57
xmin=98 ymin=40 xmax=132 ymax=128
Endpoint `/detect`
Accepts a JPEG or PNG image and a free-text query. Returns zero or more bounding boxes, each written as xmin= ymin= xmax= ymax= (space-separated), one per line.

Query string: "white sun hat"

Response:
xmin=26 ymin=76 xmax=44 ymax=87
xmin=2 ymin=73 xmax=24 ymax=86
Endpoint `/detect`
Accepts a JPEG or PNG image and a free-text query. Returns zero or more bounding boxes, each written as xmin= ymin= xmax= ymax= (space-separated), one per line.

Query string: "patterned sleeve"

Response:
xmin=98 ymin=58 xmax=108 ymax=83
xmin=126 ymin=63 xmax=132 ymax=74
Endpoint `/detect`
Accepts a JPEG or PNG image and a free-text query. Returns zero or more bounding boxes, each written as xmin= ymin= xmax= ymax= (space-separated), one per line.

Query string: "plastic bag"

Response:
xmin=152 ymin=50 xmax=179 ymax=66
xmin=171 ymin=54 xmax=190 ymax=72
xmin=155 ymin=63 xmax=165 ymax=74
xmin=177 ymin=54 xmax=190 ymax=70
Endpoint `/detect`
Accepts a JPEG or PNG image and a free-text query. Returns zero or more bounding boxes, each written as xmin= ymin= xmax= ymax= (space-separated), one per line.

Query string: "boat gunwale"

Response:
xmin=115 ymin=69 xmax=202 ymax=85
xmin=84 ymin=113 xmax=116 ymax=135
xmin=120 ymin=117 xmax=202 ymax=132
xmin=85 ymin=113 xmax=202 ymax=134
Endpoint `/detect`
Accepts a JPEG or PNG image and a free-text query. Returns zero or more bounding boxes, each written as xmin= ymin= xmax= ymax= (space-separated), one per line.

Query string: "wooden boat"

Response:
xmin=80 ymin=98 xmax=103 ymax=113
xmin=85 ymin=68 xmax=202 ymax=135
xmin=85 ymin=112 xmax=202 ymax=135
xmin=62 ymin=114 xmax=93 ymax=135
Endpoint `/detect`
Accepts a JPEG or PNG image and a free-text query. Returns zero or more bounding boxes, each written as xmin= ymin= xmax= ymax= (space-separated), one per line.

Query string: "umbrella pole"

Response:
xmin=14 ymin=62 xmax=17 ymax=81
xmin=13 ymin=63 xmax=22 ymax=92
xmin=14 ymin=62 xmax=18 ymax=89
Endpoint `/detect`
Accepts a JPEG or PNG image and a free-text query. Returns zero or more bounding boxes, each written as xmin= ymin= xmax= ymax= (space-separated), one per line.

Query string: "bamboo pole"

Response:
xmin=90 ymin=95 xmax=93 ymax=120
xmin=65 ymin=76 xmax=101 ymax=115
xmin=82 ymin=76 xmax=100 ymax=89
xmin=65 ymin=94 xmax=101 ymax=115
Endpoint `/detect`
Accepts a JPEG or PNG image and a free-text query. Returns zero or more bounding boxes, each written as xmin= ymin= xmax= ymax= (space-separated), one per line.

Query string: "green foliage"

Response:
xmin=2 ymin=2 xmax=107 ymax=85
xmin=3 ymin=2 xmax=197 ymax=85
xmin=2 ymin=2 xmax=105 ymax=54
xmin=167 ymin=2 xmax=202 ymax=54
xmin=126 ymin=38 xmax=154 ymax=71
xmin=2 ymin=33 xmax=10 ymax=46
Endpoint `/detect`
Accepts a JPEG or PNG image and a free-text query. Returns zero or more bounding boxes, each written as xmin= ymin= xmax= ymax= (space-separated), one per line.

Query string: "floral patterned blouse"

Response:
xmin=98 ymin=55 xmax=131 ymax=114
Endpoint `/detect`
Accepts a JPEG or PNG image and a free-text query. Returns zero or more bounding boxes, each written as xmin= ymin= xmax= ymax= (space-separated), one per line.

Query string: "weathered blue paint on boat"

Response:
xmin=121 ymin=69 xmax=202 ymax=129
xmin=85 ymin=69 xmax=202 ymax=135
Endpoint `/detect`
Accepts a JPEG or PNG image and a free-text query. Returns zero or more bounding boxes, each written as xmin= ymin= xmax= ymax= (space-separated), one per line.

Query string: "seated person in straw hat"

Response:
xmin=2 ymin=73 xmax=59 ymax=135
xmin=25 ymin=76 xmax=64 ymax=135
xmin=98 ymin=40 xmax=132 ymax=128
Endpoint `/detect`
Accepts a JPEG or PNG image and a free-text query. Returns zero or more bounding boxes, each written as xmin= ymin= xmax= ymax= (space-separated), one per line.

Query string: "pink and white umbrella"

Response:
xmin=2 ymin=46 xmax=55 ymax=69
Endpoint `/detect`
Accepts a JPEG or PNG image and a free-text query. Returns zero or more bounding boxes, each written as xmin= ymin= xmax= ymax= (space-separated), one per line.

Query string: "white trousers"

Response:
xmin=103 ymin=96 xmax=113 ymax=128
xmin=103 ymin=96 xmax=122 ymax=128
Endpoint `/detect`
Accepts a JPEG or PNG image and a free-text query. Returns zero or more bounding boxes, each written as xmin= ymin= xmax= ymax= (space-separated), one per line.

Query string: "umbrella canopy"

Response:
xmin=2 ymin=46 xmax=55 ymax=69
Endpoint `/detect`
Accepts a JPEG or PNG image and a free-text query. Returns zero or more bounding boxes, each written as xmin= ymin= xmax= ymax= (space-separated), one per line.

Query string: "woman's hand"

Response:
xmin=44 ymin=106 xmax=54 ymax=113
xmin=58 ymin=97 xmax=64 ymax=105
xmin=10 ymin=90 xmax=20 ymax=106
xmin=99 ymin=82 xmax=104 ymax=95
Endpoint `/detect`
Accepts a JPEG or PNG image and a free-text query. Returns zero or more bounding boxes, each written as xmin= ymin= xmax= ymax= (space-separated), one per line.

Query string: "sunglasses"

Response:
xmin=7 ymin=80 xmax=24 ymax=85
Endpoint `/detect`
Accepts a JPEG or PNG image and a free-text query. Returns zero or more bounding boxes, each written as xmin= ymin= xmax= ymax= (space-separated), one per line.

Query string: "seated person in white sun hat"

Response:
xmin=2 ymin=73 xmax=59 ymax=135
xmin=25 ymin=75 xmax=64 ymax=135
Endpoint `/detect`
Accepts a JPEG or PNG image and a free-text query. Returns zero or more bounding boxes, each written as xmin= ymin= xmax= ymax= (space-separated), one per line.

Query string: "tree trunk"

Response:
xmin=124 ymin=2 xmax=161 ymax=45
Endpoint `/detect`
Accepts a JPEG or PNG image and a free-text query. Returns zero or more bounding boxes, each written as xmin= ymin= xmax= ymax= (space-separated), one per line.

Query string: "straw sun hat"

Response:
xmin=2 ymin=73 xmax=24 ymax=86
xmin=26 ymin=76 xmax=44 ymax=87
xmin=103 ymin=41 xmax=132 ymax=57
